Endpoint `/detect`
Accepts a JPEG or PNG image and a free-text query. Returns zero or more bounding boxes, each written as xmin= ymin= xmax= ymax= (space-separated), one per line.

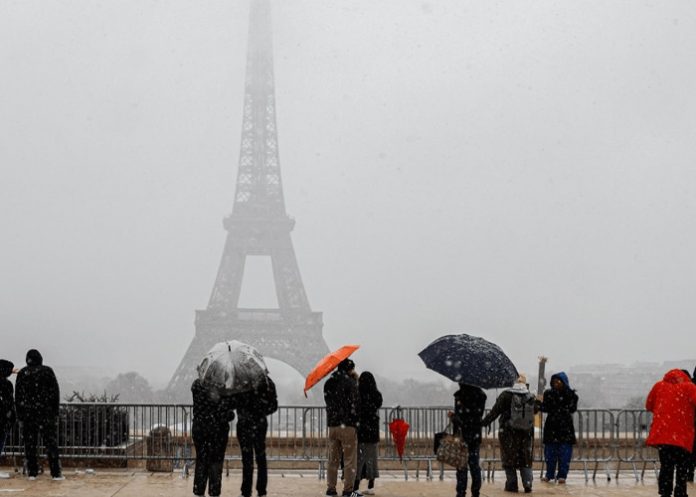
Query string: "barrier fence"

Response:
xmin=0 ymin=405 xmax=659 ymax=481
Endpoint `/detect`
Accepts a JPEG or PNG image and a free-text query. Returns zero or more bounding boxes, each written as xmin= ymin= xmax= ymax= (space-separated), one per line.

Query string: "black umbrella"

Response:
xmin=418 ymin=333 xmax=518 ymax=389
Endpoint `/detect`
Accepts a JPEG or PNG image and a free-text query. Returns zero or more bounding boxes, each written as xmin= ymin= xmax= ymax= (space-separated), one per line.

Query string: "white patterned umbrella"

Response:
xmin=197 ymin=340 xmax=268 ymax=393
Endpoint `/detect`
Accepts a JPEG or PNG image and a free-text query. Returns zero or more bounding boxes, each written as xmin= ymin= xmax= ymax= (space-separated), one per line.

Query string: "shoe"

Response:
xmin=524 ymin=487 xmax=532 ymax=493
xmin=504 ymin=488 xmax=519 ymax=493
xmin=557 ymin=478 xmax=566 ymax=484
xmin=0 ymin=472 xmax=10 ymax=479
xmin=52 ymin=475 xmax=65 ymax=481
xmin=326 ymin=489 xmax=338 ymax=496
xmin=364 ymin=490 xmax=375 ymax=495
xmin=540 ymin=477 xmax=550 ymax=483
xmin=28 ymin=476 xmax=37 ymax=481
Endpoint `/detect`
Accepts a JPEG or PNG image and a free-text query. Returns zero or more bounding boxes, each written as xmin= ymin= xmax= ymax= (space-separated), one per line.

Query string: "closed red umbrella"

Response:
xmin=389 ymin=418 xmax=410 ymax=461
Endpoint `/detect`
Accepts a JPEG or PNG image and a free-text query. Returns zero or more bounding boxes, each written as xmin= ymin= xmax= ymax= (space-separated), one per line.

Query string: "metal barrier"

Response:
xmin=0 ymin=405 xmax=665 ymax=481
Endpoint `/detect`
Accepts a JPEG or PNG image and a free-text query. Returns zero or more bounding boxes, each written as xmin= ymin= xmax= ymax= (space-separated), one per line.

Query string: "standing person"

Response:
xmin=481 ymin=374 xmax=538 ymax=493
xmin=324 ymin=358 xmax=360 ymax=497
xmin=689 ymin=367 xmax=696 ymax=483
xmin=449 ymin=383 xmax=487 ymax=497
xmin=191 ymin=378 xmax=236 ymax=497
xmin=540 ymin=372 xmax=578 ymax=484
xmin=645 ymin=369 xmax=696 ymax=497
xmin=15 ymin=349 xmax=63 ymax=481
xmin=354 ymin=372 xmax=382 ymax=495
xmin=0 ymin=360 xmax=16 ymax=480
xmin=236 ymin=375 xmax=278 ymax=497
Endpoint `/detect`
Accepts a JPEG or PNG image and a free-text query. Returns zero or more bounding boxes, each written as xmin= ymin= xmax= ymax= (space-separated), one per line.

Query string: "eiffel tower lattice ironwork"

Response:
xmin=167 ymin=0 xmax=329 ymax=400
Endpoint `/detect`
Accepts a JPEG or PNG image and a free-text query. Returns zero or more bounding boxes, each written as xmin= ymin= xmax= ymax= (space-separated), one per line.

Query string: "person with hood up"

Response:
xmin=449 ymin=383 xmax=487 ymax=497
xmin=235 ymin=374 xmax=278 ymax=497
xmin=15 ymin=349 xmax=63 ymax=481
xmin=0 ymin=360 xmax=16 ymax=479
xmin=353 ymin=372 xmax=382 ymax=495
xmin=191 ymin=378 xmax=237 ymax=497
xmin=645 ymin=368 xmax=696 ymax=497
xmin=481 ymin=374 xmax=538 ymax=493
xmin=540 ymin=372 xmax=578 ymax=484
xmin=324 ymin=358 xmax=360 ymax=497
xmin=689 ymin=367 xmax=696 ymax=483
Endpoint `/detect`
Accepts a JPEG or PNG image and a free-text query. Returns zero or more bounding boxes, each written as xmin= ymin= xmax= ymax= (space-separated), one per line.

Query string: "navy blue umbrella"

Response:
xmin=418 ymin=334 xmax=518 ymax=389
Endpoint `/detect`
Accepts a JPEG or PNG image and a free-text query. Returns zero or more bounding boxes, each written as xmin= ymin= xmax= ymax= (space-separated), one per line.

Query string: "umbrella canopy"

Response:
xmin=418 ymin=333 xmax=518 ymax=389
xmin=303 ymin=344 xmax=359 ymax=396
xmin=389 ymin=418 xmax=410 ymax=460
xmin=197 ymin=340 xmax=268 ymax=394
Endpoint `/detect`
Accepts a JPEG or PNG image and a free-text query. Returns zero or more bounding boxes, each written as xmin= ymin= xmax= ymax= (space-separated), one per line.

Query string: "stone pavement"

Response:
xmin=0 ymin=469 xmax=673 ymax=497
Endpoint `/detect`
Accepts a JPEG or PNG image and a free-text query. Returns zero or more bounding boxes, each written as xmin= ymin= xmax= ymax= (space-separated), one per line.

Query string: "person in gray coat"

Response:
xmin=481 ymin=374 xmax=538 ymax=493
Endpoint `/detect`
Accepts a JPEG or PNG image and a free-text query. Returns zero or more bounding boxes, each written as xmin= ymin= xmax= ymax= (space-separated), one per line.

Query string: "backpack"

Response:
xmin=260 ymin=377 xmax=278 ymax=416
xmin=508 ymin=392 xmax=535 ymax=431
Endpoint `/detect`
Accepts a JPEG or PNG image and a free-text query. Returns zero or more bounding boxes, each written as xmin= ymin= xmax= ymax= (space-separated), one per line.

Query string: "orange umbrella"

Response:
xmin=303 ymin=344 xmax=360 ymax=396
xmin=389 ymin=418 xmax=410 ymax=461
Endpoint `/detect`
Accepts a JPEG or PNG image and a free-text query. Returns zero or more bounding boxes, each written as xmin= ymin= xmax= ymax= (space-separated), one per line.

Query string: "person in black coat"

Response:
xmin=540 ymin=372 xmax=578 ymax=483
xmin=0 ymin=360 xmax=16 ymax=463
xmin=191 ymin=378 xmax=237 ymax=497
xmin=354 ymin=372 xmax=382 ymax=495
xmin=15 ymin=349 xmax=63 ymax=480
xmin=236 ymin=375 xmax=278 ymax=497
xmin=324 ymin=358 xmax=360 ymax=497
xmin=449 ymin=383 xmax=486 ymax=497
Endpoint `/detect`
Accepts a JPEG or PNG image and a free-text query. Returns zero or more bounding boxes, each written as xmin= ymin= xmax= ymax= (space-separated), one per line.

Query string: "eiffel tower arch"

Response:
xmin=167 ymin=0 xmax=330 ymax=401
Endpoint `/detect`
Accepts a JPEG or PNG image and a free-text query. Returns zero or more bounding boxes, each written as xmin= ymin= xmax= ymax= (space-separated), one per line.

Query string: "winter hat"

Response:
xmin=0 ymin=359 xmax=13 ymax=378
xmin=26 ymin=349 xmax=43 ymax=366
xmin=516 ymin=373 xmax=528 ymax=385
xmin=337 ymin=358 xmax=355 ymax=372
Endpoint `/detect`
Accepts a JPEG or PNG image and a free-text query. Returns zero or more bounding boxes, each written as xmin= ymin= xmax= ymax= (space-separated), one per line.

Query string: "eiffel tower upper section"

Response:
xmin=206 ymin=0 xmax=312 ymax=315
xmin=232 ymin=0 xmax=285 ymax=220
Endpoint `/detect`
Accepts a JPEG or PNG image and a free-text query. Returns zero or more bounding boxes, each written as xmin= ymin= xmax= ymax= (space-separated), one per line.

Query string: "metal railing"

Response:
xmin=0 ymin=405 xmax=660 ymax=481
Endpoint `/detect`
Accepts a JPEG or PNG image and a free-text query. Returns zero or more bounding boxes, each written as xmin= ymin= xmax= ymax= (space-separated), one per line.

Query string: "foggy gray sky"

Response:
xmin=1 ymin=0 xmax=695 ymax=388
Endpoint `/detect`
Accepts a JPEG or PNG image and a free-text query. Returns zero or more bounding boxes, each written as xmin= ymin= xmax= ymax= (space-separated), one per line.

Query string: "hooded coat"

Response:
xmin=0 ymin=360 xmax=16 ymax=433
xmin=645 ymin=369 xmax=696 ymax=453
xmin=356 ymin=372 xmax=383 ymax=443
xmin=541 ymin=372 xmax=578 ymax=445
xmin=15 ymin=350 xmax=60 ymax=423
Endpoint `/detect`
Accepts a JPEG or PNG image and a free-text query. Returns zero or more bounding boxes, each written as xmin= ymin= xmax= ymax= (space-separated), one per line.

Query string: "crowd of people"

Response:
xmin=448 ymin=367 xmax=696 ymax=497
xmin=1 ymin=351 xmax=696 ymax=497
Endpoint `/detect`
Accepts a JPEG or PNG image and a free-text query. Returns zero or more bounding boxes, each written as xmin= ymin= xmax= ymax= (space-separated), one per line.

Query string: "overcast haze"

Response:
xmin=1 ymin=0 xmax=695 ymax=389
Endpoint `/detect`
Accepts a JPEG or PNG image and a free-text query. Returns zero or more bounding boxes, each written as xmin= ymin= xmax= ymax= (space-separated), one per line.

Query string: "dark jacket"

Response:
xmin=481 ymin=384 xmax=538 ymax=469
xmin=191 ymin=379 xmax=236 ymax=429
xmin=0 ymin=360 xmax=15 ymax=433
xmin=236 ymin=376 xmax=278 ymax=423
xmin=541 ymin=372 xmax=578 ymax=445
xmin=452 ymin=384 xmax=486 ymax=445
xmin=357 ymin=373 xmax=383 ymax=443
xmin=324 ymin=370 xmax=359 ymax=428
xmin=15 ymin=352 xmax=60 ymax=423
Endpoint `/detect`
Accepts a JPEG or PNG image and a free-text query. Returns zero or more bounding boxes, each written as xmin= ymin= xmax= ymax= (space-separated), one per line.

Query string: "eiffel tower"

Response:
xmin=167 ymin=0 xmax=330 ymax=400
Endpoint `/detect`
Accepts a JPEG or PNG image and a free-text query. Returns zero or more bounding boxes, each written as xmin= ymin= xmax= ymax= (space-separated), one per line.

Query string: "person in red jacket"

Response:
xmin=645 ymin=369 xmax=696 ymax=497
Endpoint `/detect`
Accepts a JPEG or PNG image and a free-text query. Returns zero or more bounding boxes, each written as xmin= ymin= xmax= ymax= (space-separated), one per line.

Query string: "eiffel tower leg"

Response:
xmin=271 ymin=240 xmax=310 ymax=312
xmin=167 ymin=333 xmax=210 ymax=402
xmin=208 ymin=237 xmax=245 ymax=310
